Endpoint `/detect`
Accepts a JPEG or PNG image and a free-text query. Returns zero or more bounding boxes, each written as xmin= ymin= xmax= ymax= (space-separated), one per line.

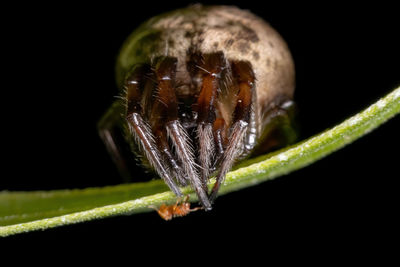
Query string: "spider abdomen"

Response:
xmin=116 ymin=5 xmax=295 ymax=112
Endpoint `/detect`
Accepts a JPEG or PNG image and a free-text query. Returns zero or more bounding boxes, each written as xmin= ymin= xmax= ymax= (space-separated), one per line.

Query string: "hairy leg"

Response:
xmin=209 ymin=60 xmax=255 ymax=202
xmin=125 ymin=64 xmax=183 ymax=197
xmin=151 ymin=57 xmax=211 ymax=210
xmin=195 ymin=52 xmax=226 ymax=189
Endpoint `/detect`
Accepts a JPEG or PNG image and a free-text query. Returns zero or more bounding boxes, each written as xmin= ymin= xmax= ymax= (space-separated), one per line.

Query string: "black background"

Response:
xmin=2 ymin=0 xmax=399 ymax=256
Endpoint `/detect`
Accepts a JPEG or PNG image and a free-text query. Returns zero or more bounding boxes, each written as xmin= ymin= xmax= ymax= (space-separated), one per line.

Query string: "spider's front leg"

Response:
xmin=98 ymin=101 xmax=131 ymax=181
xmin=151 ymin=57 xmax=212 ymax=210
xmin=209 ymin=60 xmax=256 ymax=203
xmin=125 ymin=64 xmax=183 ymax=197
xmin=195 ymin=52 xmax=226 ymax=190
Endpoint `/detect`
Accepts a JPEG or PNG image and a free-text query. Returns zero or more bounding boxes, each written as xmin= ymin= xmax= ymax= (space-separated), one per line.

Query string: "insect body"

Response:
xmin=98 ymin=5 xmax=296 ymax=211
xmin=150 ymin=196 xmax=202 ymax=221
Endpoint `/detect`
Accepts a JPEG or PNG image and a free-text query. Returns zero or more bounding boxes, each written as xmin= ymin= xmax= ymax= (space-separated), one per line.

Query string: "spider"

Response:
xmin=98 ymin=5 xmax=296 ymax=211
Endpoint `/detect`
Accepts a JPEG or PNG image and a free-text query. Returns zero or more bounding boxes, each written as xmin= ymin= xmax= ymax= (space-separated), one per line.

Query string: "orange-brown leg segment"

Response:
xmin=209 ymin=60 xmax=255 ymax=202
xmin=151 ymin=57 xmax=211 ymax=210
xmin=125 ymin=64 xmax=183 ymax=197
xmin=195 ymin=52 xmax=226 ymax=189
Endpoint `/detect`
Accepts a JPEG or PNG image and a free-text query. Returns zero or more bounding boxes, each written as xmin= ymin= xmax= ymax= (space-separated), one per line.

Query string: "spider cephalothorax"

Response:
xmin=99 ymin=5 xmax=296 ymax=210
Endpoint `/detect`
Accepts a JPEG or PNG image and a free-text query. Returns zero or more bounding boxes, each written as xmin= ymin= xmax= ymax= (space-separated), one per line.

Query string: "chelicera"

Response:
xmin=98 ymin=5 xmax=296 ymax=211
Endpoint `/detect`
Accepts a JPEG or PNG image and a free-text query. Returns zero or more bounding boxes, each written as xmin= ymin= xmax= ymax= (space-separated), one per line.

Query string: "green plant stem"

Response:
xmin=1 ymin=86 xmax=399 ymax=237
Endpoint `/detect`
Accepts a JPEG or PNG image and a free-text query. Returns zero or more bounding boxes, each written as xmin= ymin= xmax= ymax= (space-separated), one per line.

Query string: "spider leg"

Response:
xmin=97 ymin=101 xmax=131 ymax=181
xmin=195 ymin=52 xmax=225 ymax=189
xmin=125 ymin=64 xmax=183 ymax=197
xmin=152 ymin=57 xmax=211 ymax=210
xmin=209 ymin=60 xmax=255 ymax=203
xmin=154 ymin=128 xmax=188 ymax=186
xmin=212 ymin=117 xmax=228 ymax=169
xmin=251 ymin=98 xmax=297 ymax=156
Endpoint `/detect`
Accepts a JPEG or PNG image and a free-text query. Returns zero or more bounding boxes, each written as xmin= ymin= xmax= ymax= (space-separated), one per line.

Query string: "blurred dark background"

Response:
xmin=2 ymin=0 xmax=399 ymax=253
